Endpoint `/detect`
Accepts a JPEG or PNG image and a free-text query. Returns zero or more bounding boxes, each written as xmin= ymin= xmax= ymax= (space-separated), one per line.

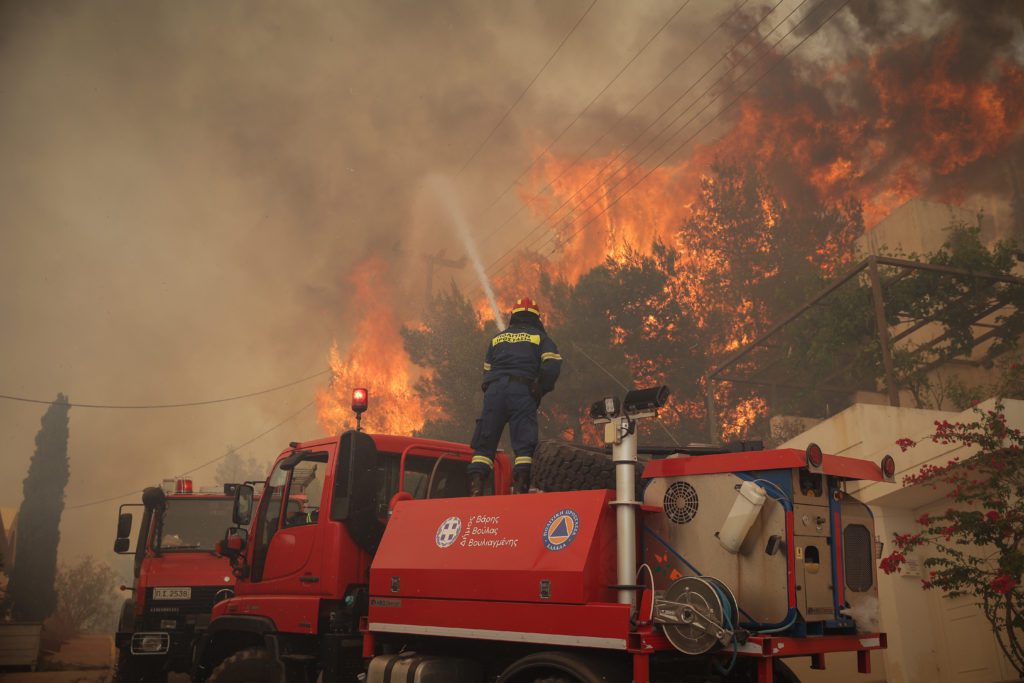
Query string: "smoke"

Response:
xmin=0 ymin=0 xmax=731 ymax=563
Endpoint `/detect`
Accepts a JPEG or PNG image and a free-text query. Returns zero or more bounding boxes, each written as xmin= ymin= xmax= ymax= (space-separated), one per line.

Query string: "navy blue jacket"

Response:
xmin=482 ymin=316 xmax=562 ymax=394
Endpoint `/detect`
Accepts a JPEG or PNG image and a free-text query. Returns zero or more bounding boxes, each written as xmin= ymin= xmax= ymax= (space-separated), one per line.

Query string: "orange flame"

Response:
xmin=315 ymin=258 xmax=433 ymax=436
xmin=322 ymin=26 xmax=1024 ymax=442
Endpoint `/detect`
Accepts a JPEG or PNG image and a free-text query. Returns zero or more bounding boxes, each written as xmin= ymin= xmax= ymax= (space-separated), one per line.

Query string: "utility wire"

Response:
xmin=0 ymin=370 xmax=330 ymax=410
xmin=485 ymin=0 xmax=796 ymax=279
xmin=472 ymin=0 xmax=695 ymax=237
xmin=173 ymin=400 xmax=318 ymax=478
xmin=526 ymin=0 xmax=815 ymax=257
xmin=65 ymin=399 xmax=317 ymax=510
xmin=477 ymin=0 xmax=750 ymax=250
xmin=570 ymin=341 xmax=681 ymax=447
xmin=540 ymin=0 xmax=852 ymax=256
xmin=454 ymin=0 xmax=599 ymax=178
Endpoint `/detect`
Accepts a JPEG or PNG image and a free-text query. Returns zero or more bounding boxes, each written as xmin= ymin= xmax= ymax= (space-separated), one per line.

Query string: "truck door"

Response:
xmin=250 ymin=449 xmax=330 ymax=591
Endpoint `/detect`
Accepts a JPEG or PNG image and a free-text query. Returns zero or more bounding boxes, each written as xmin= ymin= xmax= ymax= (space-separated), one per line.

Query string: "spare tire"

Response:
xmin=532 ymin=440 xmax=645 ymax=498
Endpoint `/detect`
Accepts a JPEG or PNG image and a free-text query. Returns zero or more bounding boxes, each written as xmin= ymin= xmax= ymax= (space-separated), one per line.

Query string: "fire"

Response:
xmin=320 ymin=16 xmax=1024 ymax=442
xmin=315 ymin=258 xmax=432 ymax=436
xmin=494 ymin=23 xmax=1024 ymax=437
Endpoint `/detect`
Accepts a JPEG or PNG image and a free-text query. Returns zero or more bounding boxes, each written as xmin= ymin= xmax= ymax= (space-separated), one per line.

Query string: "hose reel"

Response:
xmin=654 ymin=576 xmax=738 ymax=655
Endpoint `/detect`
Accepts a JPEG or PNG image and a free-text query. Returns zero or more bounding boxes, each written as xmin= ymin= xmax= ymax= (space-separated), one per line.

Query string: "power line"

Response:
xmin=523 ymin=0 xmax=809 ymax=259
xmin=485 ymin=0 xmax=794 ymax=278
xmin=471 ymin=0 xmax=695 ymax=236
xmin=0 ymin=370 xmax=330 ymax=410
xmin=542 ymin=0 xmax=853 ymax=255
xmin=454 ymin=0 xmax=599 ymax=178
xmin=476 ymin=0 xmax=751 ymax=250
xmin=65 ymin=399 xmax=317 ymax=510
xmin=173 ymin=400 xmax=318 ymax=478
xmin=489 ymin=0 xmax=834 ymax=278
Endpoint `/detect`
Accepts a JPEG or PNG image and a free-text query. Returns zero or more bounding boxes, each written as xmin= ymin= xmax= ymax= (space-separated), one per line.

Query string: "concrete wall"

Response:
xmin=856 ymin=199 xmax=1000 ymax=258
xmin=780 ymin=398 xmax=1024 ymax=683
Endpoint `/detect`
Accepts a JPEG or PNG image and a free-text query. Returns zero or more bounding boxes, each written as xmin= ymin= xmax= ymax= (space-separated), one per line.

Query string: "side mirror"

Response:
xmin=116 ymin=512 xmax=133 ymax=539
xmin=232 ymin=484 xmax=254 ymax=526
xmin=216 ymin=527 xmax=248 ymax=558
xmin=114 ymin=537 xmax=131 ymax=553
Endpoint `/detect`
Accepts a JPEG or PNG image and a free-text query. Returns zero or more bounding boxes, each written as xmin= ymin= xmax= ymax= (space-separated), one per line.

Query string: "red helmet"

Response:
xmin=511 ymin=297 xmax=540 ymax=317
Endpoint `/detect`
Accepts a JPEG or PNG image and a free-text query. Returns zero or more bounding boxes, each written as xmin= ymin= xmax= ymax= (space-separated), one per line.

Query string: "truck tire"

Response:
xmin=114 ymin=648 xmax=167 ymax=683
xmin=726 ymin=658 xmax=800 ymax=682
xmin=207 ymin=648 xmax=282 ymax=683
xmin=532 ymin=440 xmax=644 ymax=498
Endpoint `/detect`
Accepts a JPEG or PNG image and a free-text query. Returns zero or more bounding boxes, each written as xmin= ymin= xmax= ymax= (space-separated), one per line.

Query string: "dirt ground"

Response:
xmin=0 ymin=635 xmax=182 ymax=683
xmin=0 ymin=634 xmax=112 ymax=683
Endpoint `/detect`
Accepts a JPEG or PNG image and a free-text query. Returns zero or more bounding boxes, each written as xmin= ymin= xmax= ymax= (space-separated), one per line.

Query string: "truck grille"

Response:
xmin=144 ymin=586 xmax=224 ymax=624
xmin=843 ymin=524 xmax=873 ymax=592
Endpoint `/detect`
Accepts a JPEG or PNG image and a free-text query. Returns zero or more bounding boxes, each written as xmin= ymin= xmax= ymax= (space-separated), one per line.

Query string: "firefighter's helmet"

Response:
xmin=511 ymin=297 xmax=541 ymax=317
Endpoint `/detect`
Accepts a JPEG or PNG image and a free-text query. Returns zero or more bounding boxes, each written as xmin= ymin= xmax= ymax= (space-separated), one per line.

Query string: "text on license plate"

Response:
xmin=153 ymin=587 xmax=191 ymax=600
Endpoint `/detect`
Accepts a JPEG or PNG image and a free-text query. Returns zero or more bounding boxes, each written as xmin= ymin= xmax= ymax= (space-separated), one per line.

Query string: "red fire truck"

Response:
xmin=112 ymin=479 xmax=246 ymax=682
xmin=194 ymin=387 xmax=889 ymax=682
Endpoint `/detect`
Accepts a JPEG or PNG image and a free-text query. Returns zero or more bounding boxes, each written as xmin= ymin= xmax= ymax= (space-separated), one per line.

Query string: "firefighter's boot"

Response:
xmin=513 ymin=468 xmax=530 ymax=494
xmin=469 ymin=471 xmax=485 ymax=497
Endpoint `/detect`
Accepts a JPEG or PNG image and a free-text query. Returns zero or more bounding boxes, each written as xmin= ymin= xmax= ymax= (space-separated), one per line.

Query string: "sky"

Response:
xmin=0 ymin=0 xmax=739 ymax=564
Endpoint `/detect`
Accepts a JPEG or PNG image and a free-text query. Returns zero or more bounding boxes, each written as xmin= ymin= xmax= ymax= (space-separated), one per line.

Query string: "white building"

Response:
xmin=773 ymin=198 xmax=1022 ymax=682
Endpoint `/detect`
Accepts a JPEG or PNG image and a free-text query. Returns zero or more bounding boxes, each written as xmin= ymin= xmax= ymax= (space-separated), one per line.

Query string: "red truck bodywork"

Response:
xmin=197 ymin=431 xmax=886 ymax=683
xmin=115 ymin=488 xmax=238 ymax=682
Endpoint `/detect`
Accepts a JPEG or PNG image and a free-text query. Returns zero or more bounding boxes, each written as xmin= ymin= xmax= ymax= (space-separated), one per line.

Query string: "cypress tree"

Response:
xmin=8 ymin=394 xmax=70 ymax=622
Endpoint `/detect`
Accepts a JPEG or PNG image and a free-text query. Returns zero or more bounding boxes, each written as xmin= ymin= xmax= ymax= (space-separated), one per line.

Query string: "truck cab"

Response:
xmin=194 ymin=431 xmax=511 ymax=682
xmin=113 ymin=479 xmax=244 ymax=683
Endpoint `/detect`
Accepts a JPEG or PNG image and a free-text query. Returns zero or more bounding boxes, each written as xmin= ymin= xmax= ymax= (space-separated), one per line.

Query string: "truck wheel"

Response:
xmin=207 ymin=648 xmax=282 ymax=683
xmin=532 ymin=440 xmax=644 ymax=498
xmin=114 ymin=648 xmax=167 ymax=683
xmin=726 ymin=658 xmax=800 ymax=682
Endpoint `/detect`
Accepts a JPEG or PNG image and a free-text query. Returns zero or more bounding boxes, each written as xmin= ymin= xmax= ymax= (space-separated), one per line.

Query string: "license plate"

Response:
xmin=153 ymin=587 xmax=191 ymax=600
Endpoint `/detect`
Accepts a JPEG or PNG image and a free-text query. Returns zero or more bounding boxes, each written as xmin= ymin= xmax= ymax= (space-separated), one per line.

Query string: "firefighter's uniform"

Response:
xmin=469 ymin=298 xmax=561 ymax=494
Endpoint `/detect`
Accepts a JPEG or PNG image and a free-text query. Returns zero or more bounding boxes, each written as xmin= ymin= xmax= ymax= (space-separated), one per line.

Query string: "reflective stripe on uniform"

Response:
xmin=483 ymin=362 xmax=492 ymax=371
xmin=492 ymin=332 xmax=541 ymax=346
xmin=514 ymin=456 xmax=533 ymax=466
xmin=471 ymin=454 xmax=494 ymax=468
xmin=541 ymin=352 xmax=562 ymax=362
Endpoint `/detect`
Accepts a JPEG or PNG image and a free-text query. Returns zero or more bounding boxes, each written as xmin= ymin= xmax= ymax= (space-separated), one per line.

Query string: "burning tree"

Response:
xmin=400 ymin=285 xmax=491 ymax=442
xmin=880 ymin=401 xmax=1024 ymax=676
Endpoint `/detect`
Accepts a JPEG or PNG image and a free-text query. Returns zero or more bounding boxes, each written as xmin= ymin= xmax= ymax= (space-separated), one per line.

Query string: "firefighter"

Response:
xmin=469 ymin=297 xmax=562 ymax=495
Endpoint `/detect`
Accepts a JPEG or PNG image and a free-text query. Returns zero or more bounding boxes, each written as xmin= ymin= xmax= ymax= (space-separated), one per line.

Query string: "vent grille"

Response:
xmin=664 ymin=482 xmax=699 ymax=524
xmin=844 ymin=524 xmax=873 ymax=592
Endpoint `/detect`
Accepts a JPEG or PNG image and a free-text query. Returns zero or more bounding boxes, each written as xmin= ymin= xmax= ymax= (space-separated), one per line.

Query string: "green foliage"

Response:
xmin=5 ymin=395 xmax=70 ymax=623
xmin=214 ymin=446 xmax=269 ymax=486
xmin=775 ymin=219 xmax=1023 ymax=413
xmin=540 ymin=243 xmax=705 ymax=442
xmin=400 ymin=284 xmax=491 ymax=442
xmin=882 ymin=403 xmax=1024 ymax=675
xmin=48 ymin=556 xmax=122 ymax=639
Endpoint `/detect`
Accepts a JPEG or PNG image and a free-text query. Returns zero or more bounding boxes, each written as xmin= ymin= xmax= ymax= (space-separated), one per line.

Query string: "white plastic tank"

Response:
xmin=718 ymin=480 xmax=767 ymax=553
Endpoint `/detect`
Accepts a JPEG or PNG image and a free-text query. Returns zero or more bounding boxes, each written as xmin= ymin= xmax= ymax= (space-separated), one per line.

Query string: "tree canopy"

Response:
xmin=5 ymin=394 xmax=70 ymax=622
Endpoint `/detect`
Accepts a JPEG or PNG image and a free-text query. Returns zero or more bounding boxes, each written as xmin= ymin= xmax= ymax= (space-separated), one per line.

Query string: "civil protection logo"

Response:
xmin=543 ymin=509 xmax=580 ymax=551
xmin=435 ymin=516 xmax=462 ymax=548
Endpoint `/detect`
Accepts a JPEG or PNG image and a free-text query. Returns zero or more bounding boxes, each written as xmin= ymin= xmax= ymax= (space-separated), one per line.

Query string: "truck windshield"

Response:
xmin=155 ymin=498 xmax=235 ymax=552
